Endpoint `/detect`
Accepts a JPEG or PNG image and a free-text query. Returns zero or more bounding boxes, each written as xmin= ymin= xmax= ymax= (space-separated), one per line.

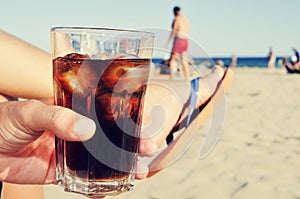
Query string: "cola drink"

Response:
xmin=54 ymin=53 xmax=150 ymax=184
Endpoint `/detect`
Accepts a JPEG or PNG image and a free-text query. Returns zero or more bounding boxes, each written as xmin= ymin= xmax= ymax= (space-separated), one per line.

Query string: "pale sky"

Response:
xmin=1 ymin=0 xmax=299 ymax=57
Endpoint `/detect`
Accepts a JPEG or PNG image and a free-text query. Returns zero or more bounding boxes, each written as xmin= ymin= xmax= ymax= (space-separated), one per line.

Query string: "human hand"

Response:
xmin=0 ymin=97 xmax=173 ymax=188
xmin=0 ymin=96 xmax=176 ymax=185
xmin=0 ymin=100 xmax=96 ymax=184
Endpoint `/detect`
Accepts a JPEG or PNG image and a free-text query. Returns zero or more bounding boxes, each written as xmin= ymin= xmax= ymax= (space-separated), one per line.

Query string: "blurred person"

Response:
xmin=229 ymin=54 xmax=237 ymax=68
xmin=282 ymin=56 xmax=300 ymax=74
xmin=292 ymin=47 xmax=299 ymax=62
xmin=267 ymin=46 xmax=276 ymax=69
xmin=166 ymin=6 xmax=190 ymax=81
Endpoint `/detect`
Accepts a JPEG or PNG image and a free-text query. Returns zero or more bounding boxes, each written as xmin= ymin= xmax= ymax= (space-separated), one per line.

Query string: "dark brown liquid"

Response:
xmin=53 ymin=53 xmax=150 ymax=180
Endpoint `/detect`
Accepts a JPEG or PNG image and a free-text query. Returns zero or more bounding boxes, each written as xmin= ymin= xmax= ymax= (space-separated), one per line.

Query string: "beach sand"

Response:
xmin=43 ymin=67 xmax=300 ymax=199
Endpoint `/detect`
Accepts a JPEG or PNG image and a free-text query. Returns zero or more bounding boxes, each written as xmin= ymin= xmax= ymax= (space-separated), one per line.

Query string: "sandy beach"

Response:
xmin=43 ymin=67 xmax=300 ymax=199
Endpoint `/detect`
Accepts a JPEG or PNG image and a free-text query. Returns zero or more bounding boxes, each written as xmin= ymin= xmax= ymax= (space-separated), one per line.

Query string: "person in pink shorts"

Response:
xmin=167 ymin=6 xmax=190 ymax=80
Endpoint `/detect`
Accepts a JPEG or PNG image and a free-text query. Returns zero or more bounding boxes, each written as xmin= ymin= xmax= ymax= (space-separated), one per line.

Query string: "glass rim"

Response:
xmin=51 ymin=26 xmax=155 ymax=37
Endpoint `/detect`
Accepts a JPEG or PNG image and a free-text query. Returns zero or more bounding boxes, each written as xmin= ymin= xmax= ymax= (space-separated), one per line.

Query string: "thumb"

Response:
xmin=25 ymin=100 xmax=96 ymax=141
xmin=5 ymin=100 xmax=96 ymax=142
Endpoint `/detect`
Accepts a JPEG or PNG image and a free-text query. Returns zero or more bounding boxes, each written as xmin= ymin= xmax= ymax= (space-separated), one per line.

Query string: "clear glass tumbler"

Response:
xmin=51 ymin=27 xmax=154 ymax=196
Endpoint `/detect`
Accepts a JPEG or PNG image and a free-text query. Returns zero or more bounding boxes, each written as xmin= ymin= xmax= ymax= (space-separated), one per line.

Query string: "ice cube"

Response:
xmin=76 ymin=62 xmax=98 ymax=91
xmin=56 ymin=62 xmax=97 ymax=97
xmin=101 ymin=63 xmax=148 ymax=93
xmin=113 ymin=67 xmax=148 ymax=93
xmin=101 ymin=64 xmax=131 ymax=91
xmin=57 ymin=70 xmax=84 ymax=95
xmin=54 ymin=57 xmax=72 ymax=73
xmin=96 ymin=93 xmax=121 ymax=121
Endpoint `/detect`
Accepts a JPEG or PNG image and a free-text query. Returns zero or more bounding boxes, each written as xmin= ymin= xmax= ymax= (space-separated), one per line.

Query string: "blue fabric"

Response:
xmin=166 ymin=76 xmax=201 ymax=145
xmin=186 ymin=77 xmax=200 ymax=127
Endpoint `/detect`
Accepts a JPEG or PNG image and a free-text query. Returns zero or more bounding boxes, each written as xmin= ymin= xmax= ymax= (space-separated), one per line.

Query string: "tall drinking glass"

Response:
xmin=51 ymin=27 xmax=154 ymax=196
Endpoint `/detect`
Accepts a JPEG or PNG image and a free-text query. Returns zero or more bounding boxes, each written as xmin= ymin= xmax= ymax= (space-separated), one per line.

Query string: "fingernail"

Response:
xmin=73 ymin=113 xmax=96 ymax=140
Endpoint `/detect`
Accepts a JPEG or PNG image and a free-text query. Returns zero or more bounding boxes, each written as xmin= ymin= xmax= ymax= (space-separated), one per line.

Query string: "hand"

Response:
xmin=0 ymin=100 xmax=96 ymax=184
xmin=0 ymin=97 xmax=175 ymax=183
xmin=0 ymin=98 xmax=177 ymax=183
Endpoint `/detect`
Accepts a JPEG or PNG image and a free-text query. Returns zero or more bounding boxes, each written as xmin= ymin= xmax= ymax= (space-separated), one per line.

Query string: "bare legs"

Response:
xmin=169 ymin=52 xmax=190 ymax=81
xmin=180 ymin=52 xmax=190 ymax=81
xmin=140 ymin=65 xmax=225 ymax=155
xmin=197 ymin=66 xmax=225 ymax=105
xmin=169 ymin=53 xmax=178 ymax=80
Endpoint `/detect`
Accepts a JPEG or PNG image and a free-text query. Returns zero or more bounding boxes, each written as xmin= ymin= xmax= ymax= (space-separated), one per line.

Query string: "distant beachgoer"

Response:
xmin=229 ymin=54 xmax=237 ymax=68
xmin=292 ymin=48 xmax=299 ymax=62
xmin=215 ymin=59 xmax=225 ymax=67
xmin=267 ymin=47 xmax=276 ymax=69
xmin=166 ymin=6 xmax=190 ymax=81
xmin=282 ymin=56 xmax=300 ymax=74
